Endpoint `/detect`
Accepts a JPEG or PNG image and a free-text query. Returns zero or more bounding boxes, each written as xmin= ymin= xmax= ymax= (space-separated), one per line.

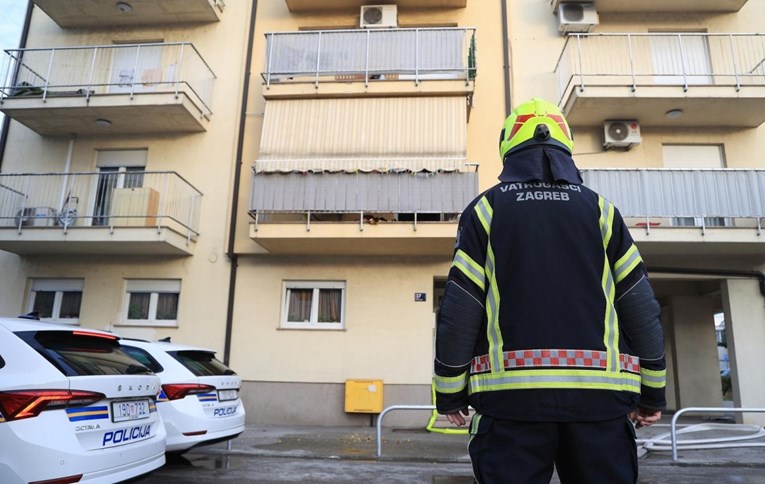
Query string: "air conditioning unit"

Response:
xmin=360 ymin=5 xmax=397 ymax=29
xmin=603 ymin=120 xmax=641 ymax=150
xmin=14 ymin=207 xmax=57 ymax=227
xmin=558 ymin=3 xmax=598 ymax=34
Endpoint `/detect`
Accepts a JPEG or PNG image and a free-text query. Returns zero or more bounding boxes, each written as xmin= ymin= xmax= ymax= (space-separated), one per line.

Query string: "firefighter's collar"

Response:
xmin=498 ymin=146 xmax=583 ymax=185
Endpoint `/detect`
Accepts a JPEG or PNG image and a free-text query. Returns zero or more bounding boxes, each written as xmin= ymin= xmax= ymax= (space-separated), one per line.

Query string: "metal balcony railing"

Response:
xmin=581 ymin=169 xmax=765 ymax=233
xmin=0 ymin=171 xmax=203 ymax=241
xmin=0 ymin=43 xmax=216 ymax=118
xmin=555 ymin=33 xmax=765 ymax=105
xmin=262 ymin=27 xmax=477 ymax=87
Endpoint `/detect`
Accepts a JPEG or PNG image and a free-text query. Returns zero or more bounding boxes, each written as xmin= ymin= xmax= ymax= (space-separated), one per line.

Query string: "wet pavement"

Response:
xmin=134 ymin=415 xmax=765 ymax=483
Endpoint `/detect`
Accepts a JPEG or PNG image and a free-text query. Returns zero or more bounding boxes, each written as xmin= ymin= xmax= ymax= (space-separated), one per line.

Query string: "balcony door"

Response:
xmin=92 ymin=150 xmax=147 ymax=226
xmin=650 ymin=33 xmax=712 ymax=85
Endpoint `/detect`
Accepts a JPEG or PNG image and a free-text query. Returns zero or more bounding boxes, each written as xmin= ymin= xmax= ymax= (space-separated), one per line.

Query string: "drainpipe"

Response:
xmin=648 ymin=267 xmax=765 ymax=299
xmin=223 ymin=0 xmax=258 ymax=365
xmin=500 ymin=0 xmax=512 ymax=116
xmin=0 ymin=0 xmax=34 ymax=171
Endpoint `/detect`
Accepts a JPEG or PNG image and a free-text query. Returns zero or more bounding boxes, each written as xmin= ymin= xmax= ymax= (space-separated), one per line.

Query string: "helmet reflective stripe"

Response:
xmin=499 ymin=98 xmax=574 ymax=160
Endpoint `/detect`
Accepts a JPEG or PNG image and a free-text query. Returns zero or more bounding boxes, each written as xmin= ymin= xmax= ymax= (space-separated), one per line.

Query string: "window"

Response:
xmin=16 ymin=331 xmax=152 ymax=376
xmin=122 ymin=279 xmax=180 ymax=327
xmin=169 ymin=351 xmax=236 ymax=376
xmin=28 ymin=279 xmax=84 ymax=324
xmin=282 ymin=281 xmax=345 ymax=330
xmin=120 ymin=344 xmax=164 ymax=373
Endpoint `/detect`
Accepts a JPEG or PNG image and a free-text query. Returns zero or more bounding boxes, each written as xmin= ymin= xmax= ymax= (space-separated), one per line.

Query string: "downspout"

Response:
xmin=223 ymin=0 xmax=258 ymax=365
xmin=648 ymin=267 xmax=765 ymax=299
xmin=0 ymin=0 xmax=34 ymax=171
xmin=500 ymin=0 xmax=512 ymax=116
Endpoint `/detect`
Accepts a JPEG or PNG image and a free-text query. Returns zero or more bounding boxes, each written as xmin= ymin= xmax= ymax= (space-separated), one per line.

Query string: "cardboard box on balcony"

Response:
xmin=110 ymin=187 xmax=159 ymax=227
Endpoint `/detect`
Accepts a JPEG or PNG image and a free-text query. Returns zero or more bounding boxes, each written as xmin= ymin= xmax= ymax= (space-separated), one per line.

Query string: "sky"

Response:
xmin=0 ymin=1 xmax=26 ymax=52
xmin=0 ymin=0 xmax=28 ymax=127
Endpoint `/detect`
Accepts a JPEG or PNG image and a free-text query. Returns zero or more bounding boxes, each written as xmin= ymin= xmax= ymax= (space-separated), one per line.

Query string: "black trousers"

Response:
xmin=468 ymin=415 xmax=638 ymax=484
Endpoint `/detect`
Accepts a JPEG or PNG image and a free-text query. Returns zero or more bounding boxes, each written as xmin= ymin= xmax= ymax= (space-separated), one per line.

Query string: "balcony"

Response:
xmin=550 ymin=0 xmax=747 ymax=13
xmin=248 ymin=168 xmax=478 ymax=255
xmin=284 ymin=1 xmax=467 ymax=12
xmin=555 ymin=33 xmax=765 ymax=127
xmin=0 ymin=43 xmax=215 ymax=136
xmin=0 ymin=171 xmax=202 ymax=256
xmin=261 ymin=28 xmax=476 ymax=102
xmin=32 ymin=0 xmax=224 ymax=28
xmin=581 ymin=169 xmax=765 ymax=258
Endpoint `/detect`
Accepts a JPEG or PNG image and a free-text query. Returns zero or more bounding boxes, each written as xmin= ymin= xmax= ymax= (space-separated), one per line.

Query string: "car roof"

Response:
xmin=0 ymin=317 xmax=116 ymax=337
xmin=121 ymin=338 xmax=216 ymax=354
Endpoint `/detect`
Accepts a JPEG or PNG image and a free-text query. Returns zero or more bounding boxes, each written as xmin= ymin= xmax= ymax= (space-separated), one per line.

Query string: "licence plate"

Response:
xmin=111 ymin=399 xmax=151 ymax=423
xmin=217 ymin=389 xmax=238 ymax=402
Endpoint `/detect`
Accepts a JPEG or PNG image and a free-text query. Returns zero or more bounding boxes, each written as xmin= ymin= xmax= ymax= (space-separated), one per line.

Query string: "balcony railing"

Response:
xmin=262 ymin=28 xmax=477 ymax=87
xmin=555 ymin=33 xmax=765 ymax=105
xmin=0 ymin=171 xmax=203 ymax=241
xmin=581 ymin=169 xmax=765 ymax=234
xmin=0 ymin=43 xmax=216 ymax=118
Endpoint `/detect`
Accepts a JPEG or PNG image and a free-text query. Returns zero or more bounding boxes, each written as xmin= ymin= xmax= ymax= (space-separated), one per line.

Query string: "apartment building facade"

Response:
xmin=2 ymin=0 xmax=764 ymax=426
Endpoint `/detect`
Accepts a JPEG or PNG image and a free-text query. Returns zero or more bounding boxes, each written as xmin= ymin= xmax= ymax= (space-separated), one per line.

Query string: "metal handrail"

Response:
xmin=671 ymin=407 xmax=765 ymax=461
xmin=554 ymin=32 xmax=765 ymax=106
xmin=376 ymin=405 xmax=436 ymax=458
xmin=262 ymin=27 xmax=477 ymax=87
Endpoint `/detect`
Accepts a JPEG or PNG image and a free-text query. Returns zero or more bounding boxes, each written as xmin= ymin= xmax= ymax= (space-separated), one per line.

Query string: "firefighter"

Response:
xmin=434 ymin=98 xmax=666 ymax=484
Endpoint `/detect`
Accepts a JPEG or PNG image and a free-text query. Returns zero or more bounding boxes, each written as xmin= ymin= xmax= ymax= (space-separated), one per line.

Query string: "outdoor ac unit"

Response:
xmin=558 ymin=3 xmax=598 ymax=34
xmin=360 ymin=5 xmax=397 ymax=28
xmin=14 ymin=207 xmax=57 ymax=227
xmin=603 ymin=120 xmax=642 ymax=150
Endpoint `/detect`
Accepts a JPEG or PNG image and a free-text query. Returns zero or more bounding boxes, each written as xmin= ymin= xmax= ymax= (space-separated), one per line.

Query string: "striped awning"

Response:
xmin=255 ymin=96 xmax=467 ymax=173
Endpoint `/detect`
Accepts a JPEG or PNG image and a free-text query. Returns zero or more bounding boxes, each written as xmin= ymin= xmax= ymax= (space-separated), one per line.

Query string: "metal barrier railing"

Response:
xmin=375 ymin=405 xmax=435 ymax=458
xmin=671 ymin=407 xmax=765 ymax=461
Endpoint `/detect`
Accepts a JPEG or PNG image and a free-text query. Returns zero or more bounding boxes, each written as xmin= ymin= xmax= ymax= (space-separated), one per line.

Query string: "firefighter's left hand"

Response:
xmin=628 ymin=408 xmax=662 ymax=428
xmin=446 ymin=408 xmax=470 ymax=426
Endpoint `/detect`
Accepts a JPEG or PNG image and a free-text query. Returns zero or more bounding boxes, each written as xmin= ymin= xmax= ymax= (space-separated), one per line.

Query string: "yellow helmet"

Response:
xmin=498 ymin=98 xmax=574 ymax=161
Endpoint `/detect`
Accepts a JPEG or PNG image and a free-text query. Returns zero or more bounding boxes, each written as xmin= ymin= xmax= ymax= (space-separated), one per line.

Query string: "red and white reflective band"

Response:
xmin=471 ymin=349 xmax=640 ymax=374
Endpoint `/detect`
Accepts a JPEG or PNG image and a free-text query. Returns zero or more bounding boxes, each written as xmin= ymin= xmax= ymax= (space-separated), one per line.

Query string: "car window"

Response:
xmin=15 ymin=331 xmax=153 ymax=377
xmin=121 ymin=345 xmax=164 ymax=373
xmin=169 ymin=351 xmax=236 ymax=376
xmin=0 ymin=354 xmax=4 ymax=369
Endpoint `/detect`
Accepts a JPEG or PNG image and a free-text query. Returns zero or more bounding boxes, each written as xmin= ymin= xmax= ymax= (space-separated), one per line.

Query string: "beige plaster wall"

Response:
xmin=668 ymin=295 xmax=723 ymax=409
xmin=230 ymin=255 xmax=450 ymax=384
xmin=723 ymin=278 xmax=765 ymax=425
xmin=0 ymin=1 xmax=253 ymax=354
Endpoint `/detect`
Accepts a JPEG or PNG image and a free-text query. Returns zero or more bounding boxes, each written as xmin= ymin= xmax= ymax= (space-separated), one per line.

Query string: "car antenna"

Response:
xmin=159 ymin=336 xmax=171 ymax=343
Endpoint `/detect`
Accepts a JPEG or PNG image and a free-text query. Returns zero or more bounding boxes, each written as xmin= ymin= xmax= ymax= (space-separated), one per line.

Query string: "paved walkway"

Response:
xmin=137 ymin=415 xmax=765 ymax=483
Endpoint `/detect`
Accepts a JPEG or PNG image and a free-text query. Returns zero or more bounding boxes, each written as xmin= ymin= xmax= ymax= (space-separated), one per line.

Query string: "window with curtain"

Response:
xmin=122 ymin=279 xmax=181 ymax=327
xmin=28 ymin=279 xmax=84 ymax=324
xmin=283 ymin=282 xmax=345 ymax=329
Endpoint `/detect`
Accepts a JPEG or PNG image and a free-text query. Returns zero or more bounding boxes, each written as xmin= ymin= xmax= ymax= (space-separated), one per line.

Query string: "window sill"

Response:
xmin=116 ymin=320 xmax=179 ymax=328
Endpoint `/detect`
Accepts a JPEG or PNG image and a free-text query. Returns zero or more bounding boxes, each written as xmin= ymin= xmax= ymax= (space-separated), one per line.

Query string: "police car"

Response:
xmin=0 ymin=317 xmax=166 ymax=484
xmin=119 ymin=338 xmax=245 ymax=453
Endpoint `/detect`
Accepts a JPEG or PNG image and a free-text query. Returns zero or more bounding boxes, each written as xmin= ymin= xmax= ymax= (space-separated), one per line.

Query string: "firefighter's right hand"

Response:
xmin=446 ymin=408 xmax=470 ymax=426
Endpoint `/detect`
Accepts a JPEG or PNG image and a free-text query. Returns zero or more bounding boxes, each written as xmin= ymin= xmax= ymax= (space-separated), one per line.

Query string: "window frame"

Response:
xmin=281 ymin=281 xmax=346 ymax=330
xmin=27 ymin=278 xmax=84 ymax=325
xmin=120 ymin=279 xmax=181 ymax=327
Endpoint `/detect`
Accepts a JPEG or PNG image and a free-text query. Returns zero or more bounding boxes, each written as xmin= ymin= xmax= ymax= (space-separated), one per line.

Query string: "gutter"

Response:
xmin=223 ymin=0 xmax=258 ymax=365
xmin=648 ymin=267 xmax=765 ymax=299
xmin=0 ymin=0 xmax=34 ymax=171
xmin=500 ymin=0 xmax=512 ymax=116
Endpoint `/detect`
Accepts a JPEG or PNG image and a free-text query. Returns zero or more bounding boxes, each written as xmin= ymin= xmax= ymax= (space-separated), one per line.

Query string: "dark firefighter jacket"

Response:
xmin=434 ymin=146 xmax=667 ymax=421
